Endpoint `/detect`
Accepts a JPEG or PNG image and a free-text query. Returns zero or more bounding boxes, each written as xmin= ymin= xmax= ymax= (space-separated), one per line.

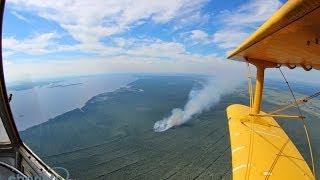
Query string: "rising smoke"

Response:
xmin=154 ymin=76 xmax=242 ymax=132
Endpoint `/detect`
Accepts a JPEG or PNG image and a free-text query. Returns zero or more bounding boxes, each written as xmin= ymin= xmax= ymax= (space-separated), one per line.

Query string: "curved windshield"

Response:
xmin=2 ymin=0 xmax=320 ymax=179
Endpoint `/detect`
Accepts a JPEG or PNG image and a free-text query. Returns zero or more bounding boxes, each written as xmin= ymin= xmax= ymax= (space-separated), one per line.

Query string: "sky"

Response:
xmin=3 ymin=0 xmax=319 ymax=84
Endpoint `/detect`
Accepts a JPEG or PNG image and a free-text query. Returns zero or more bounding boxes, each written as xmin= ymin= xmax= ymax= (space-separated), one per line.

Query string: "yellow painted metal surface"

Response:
xmin=227 ymin=104 xmax=314 ymax=180
xmin=228 ymin=0 xmax=320 ymax=70
xmin=252 ymin=64 xmax=265 ymax=114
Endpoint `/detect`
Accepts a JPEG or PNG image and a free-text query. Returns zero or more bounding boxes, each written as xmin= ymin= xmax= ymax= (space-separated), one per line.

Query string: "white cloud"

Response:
xmin=57 ymin=42 xmax=123 ymax=56
xmin=181 ymin=29 xmax=212 ymax=45
xmin=173 ymin=10 xmax=209 ymax=31
xmin=2 ymin=33 xmax=205 ymax=60
xmin=189 ymin=30 xmax=210 ymax=42
xmin=113 ymin=38 xmax=127 ymax=47
xmin=223 ymin=0 xmax=282 ymax=26
xmin=5 ymin=0 xmax=211 ymax=66
xmin=183 ymin=28 xmax=249 ymax=48
xmin=2 ymin=32 xmax=125 ymax=57
xmin=213 ymin=29 xmax=249 ymax=49
xmin=11 ymin=11 xmax=30 ymax=23
xmin=212 ymin=0 xmax=282 ymax=50
xmin=3 ymin=32 xmax=59 ymax=55
xmin=2 ymin=51 xmax=15 ymax=59
xmin=126 ymin=41 xmax=186 ymax=59
xmin=7 ymin=0 xmax=208 ymax=44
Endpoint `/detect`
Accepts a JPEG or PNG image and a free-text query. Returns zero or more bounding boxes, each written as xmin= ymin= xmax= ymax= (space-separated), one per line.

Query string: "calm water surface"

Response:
xmin=8 ymin=74 xmax=136 ymax=130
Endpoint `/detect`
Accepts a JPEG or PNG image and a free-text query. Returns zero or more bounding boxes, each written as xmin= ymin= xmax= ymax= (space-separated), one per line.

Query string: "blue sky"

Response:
xmin=5 ymin=0 xmax=314 ymax=83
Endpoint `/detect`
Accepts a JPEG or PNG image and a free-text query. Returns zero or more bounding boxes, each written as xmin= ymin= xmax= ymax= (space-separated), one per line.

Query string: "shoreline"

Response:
xmin=13 ymin=74 xmax=137 ymax=131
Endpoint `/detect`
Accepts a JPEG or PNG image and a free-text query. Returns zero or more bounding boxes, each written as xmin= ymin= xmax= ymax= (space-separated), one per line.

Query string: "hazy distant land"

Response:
xmin=17 ymin=75 xmax=320 ymax=179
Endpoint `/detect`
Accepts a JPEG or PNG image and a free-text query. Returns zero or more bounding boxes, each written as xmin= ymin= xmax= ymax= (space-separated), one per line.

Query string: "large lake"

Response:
xmin=8 ymin=74 xmax=136 ymax=130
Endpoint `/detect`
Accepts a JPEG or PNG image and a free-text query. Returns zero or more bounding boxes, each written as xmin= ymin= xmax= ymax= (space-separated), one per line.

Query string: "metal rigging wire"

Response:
xmin=278 ymin=67 xmax=316 ymax=178
xmin=269 ymin=91 xmax=320 ymax=115
xmin=245 ymin=63 xmax=254 ymax=180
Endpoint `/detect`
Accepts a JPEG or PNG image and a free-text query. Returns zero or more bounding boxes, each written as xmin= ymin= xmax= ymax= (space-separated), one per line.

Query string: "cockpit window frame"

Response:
xmin=0 ymin=0 xmax=22 ymax=148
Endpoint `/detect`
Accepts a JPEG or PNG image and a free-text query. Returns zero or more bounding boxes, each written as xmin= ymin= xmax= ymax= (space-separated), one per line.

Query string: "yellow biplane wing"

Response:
xmin=227 ymin=105 xmax=314 ymax=179
xmin=226 ymin=0 xmax=319 ymax=179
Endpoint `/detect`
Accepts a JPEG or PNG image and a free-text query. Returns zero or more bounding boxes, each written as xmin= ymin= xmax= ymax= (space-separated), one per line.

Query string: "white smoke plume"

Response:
xmin=154 ymin=76 xmax=242 ymax=132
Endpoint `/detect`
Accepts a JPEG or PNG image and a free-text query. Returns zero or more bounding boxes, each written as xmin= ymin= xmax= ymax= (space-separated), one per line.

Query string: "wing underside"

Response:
xmin=228 ymin=0 xmax=320 ymax=70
